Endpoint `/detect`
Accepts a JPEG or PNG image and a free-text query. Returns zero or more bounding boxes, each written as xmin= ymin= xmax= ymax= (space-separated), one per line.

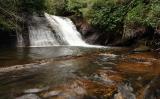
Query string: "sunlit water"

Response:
xmin=0 ymin=46 xmax=159 ymax=99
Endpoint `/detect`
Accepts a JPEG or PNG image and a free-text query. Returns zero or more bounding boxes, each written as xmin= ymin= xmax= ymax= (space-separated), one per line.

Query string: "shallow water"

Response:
xmin=0 ymin=46 xmax=159 ymax=99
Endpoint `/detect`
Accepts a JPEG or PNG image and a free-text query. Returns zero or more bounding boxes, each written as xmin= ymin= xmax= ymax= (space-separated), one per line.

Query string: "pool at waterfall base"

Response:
xmin=0 ymin=46 xmax=159 ymax=99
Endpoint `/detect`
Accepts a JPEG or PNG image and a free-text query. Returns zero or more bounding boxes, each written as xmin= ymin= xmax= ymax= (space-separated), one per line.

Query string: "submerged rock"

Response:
xmin=42 ymin=90 xmax=62 ymax=98
xmin=16 ymin=94 xmax=41 ymax=99
xmin=114 ymin=83 xmax=136 ymax=99
xmin=40 ymin=78 xmax=117 ymax=99
xmin=24 ymin=87 xmax=49 ymax=94
xmin=118 ymin=52 xmax=160 ymax=74
xmin=117 ymin=62 xmax=152 ymax=73
xmin=93 ymin=69 xmax=123 ymax=84
xmin=143 ymin=77 xmax=160 ymax=99
xmin=40 ymin=80 xmax=87 ymax=99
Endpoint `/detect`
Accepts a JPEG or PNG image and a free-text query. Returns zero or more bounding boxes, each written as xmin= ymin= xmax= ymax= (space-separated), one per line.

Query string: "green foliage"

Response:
xmin=146 ymin=0 xmax=160 ymax=27
xmin=0 ymin=0 xmax=21 ymax=31
xmin=126 ymin=2 xmax=145 ymax=25
xmin=88 ymin=1 xmax=125 ymax=33
xmin=0 ymin=0 xmax=66 ymax=31
xmin=0 ymin=0 xmax=20 ymax=13
xmin=20 ymin=0 xmax=46 ymax=14
xmin=66 ymin=0 xmax=86 ymax=16
xmin=66 ymin=0 xmax=134 ymax=33
xmin=45 ymin=0 xmax=66 ymax=15
xmin=0 ymin=0 xmax=160 ymax=38
xmin=126 ymin=0 xmax=160 ymax=28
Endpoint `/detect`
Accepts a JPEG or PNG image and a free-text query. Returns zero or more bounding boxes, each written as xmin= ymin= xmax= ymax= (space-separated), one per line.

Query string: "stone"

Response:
xmin=24 ymin=87 xmax=49 ymax=94
xmin=133 ymin=45 xmax=150 ymax=52
xmin=42 ymin=90 xmax=61 ymax=98
xmin=16 ymin=94 xmax=41 ymax=99
xmin=114 ymin=83 xmax=136 ymax=99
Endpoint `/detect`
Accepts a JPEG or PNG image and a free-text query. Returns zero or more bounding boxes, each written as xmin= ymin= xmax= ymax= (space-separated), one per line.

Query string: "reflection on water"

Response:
xmin=0 ymin=46 xmax=102 ymax=67
xmin=0 ymin=46 xmax=159 ymax=99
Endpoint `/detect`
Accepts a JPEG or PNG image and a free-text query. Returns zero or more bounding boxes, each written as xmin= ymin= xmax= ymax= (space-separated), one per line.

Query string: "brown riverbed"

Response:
xmin=0 ymin=46 xmax=159 ymax=99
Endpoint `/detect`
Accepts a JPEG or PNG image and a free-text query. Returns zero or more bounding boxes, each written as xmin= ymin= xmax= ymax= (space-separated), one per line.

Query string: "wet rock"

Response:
xmin=85 ymin=33 xmax=100 ymax=44
xmin=97 ymin=53 xmax=118 ymax=63
xmin=99 ymin=53 xmax=118 ymax=59
xmin=16 ymin=94 xmax=41 ymax=99
xmin=133 ymin=45 xmax=150 ymax=52
xmin=24 ymin=87 xmax=49 ymax=94
xmin=93 ymin=73 xmax=113 ymax=84
xmin=95 ymin=70 xmax=123 ymax=84
xmin=41 ymin=80 xmax=87 ymax=99
xmin=114 ymin=83 xmax=136 ymax=99
xmin=117 ymin=62 xmax=152 ymax=74
xmin=42 ymin=90 xmax=61 ymax=98
xmin=152 ymin=60 xmax=160 ymax=75
xmin=40 ymin=78 xmax=117 ymax=99
xmin=76 ymin=79 xmax=117 ymax=98
xmin=101 ymin=66 xmax=113 ymax=70
xmin=98 ymin=53 xmax=118 ymax=58
xmin=0 ymin=63 xmax=43 ymax=73
xmin=117 ymin=51 xmax=160 ymax=74
xmin=143 ymin=77 xmax=160 ymax=99
xmin=127 ymin=52 xmax=156 ymax=60
xmin=137 ymin=77 xmax=160 ymax=99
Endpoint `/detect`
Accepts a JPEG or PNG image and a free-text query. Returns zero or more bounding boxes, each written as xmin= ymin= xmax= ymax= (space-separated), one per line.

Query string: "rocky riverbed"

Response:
xmin=0 ymin=46 xmax=159 ymax=99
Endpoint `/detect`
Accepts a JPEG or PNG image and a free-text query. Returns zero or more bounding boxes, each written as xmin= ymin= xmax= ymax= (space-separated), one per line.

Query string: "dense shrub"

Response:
xmin=0 ymin=0 xmax=66 ymax=31
xmin=0 ymin=0 xmax=21 ymax=31
xmin=45 ymin=0 xmax=67 ymax=15
xmin=20 ymin=0 xmax=46 ymax=14
xmin=124 ymin=0 xmax=160 ymax=38
xmin=66 ymin=0 xmax=135 ymax=33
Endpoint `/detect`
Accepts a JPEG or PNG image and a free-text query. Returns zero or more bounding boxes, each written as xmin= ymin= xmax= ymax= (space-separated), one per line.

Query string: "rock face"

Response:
xmin=71 ymin=16 xmax=108 ymax=45
xmin=133 ymin=45 xmax=150 ymax=52
xmin=152 ymin=27 xmax=160 ymax=49
xmin=71 ymin=15 xmax=160 ymax=48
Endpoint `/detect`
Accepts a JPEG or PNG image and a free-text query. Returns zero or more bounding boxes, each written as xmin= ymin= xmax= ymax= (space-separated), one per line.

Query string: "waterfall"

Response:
xmin=18 ymin=13 xmax=92 ymax=47
xmin=17 ymin=32 xmax=25 ymax=47
xmin=44 ymin=13 xmax=89 ymax=46
xmin=28 ymin=16 xmax=59 ymax=47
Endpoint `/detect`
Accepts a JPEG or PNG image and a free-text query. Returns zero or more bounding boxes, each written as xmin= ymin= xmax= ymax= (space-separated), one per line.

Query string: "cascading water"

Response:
xmin=17 ymin=33 xmax=24 ymax=47
xmin=28 ymin=16 xmax=59 ymax=47
xmin=19 ymin=13 xmax=92 ymax=47
xmin=44 ymin=13 xmax=89 ymax=46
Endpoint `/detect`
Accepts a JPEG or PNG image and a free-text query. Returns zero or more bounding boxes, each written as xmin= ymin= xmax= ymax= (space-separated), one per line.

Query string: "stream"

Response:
xmin=0 ymin=46 xmax=159 ymax=99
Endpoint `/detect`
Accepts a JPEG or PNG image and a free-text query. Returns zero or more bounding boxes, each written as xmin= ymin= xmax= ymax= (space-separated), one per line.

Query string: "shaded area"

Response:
xmin=0 ymin=29 xmax=17 ymax=47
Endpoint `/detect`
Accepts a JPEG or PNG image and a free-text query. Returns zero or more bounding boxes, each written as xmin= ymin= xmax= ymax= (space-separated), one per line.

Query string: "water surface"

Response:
xmin=0 ymin=46 xmax=159 ymax=99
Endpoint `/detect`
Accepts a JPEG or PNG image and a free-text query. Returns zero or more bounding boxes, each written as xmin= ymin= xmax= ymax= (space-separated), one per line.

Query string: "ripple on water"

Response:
xmin=0 ymin=48 xmax=159 ymax=99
